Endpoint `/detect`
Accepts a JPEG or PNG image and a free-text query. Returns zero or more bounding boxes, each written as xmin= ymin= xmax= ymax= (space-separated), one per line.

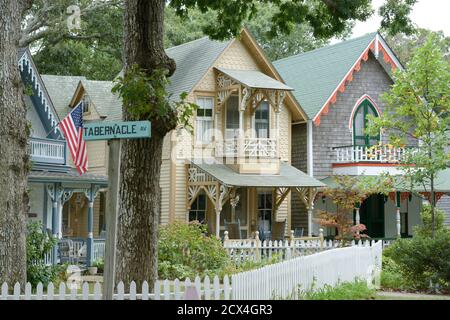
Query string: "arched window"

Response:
xmin=353 ymin=98 xmax=380 ymax=146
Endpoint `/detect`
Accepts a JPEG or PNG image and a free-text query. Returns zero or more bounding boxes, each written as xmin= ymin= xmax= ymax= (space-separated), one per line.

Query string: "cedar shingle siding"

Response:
xmin=311 ymin=53 xmax=393 ymax=179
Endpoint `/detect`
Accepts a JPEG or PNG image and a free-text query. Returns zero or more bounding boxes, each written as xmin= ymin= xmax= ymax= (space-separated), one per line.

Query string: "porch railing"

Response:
xmin=30 ymin=137 xmax=66 ymax=165
xmin=333 ymin=144 xmax=417 ymax=163
xmin=93 ymin=239 xmax=105 ymax=261
xmin=217 ymin=138 xmax=277 ymax=158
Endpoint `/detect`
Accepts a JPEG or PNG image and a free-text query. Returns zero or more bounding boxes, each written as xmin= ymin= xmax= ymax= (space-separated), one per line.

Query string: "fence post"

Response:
xmin=319 ymin=228 xmax=324 ymax=249
xmin=254 ymin=231 xmax=261 ymax=262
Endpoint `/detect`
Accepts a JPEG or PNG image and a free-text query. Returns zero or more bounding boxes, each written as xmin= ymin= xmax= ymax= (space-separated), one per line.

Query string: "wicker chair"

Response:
xmin=271 ymin=220 xmax=287 ymax=241
xmin=224 ymin=219 xmax=242 ymax=239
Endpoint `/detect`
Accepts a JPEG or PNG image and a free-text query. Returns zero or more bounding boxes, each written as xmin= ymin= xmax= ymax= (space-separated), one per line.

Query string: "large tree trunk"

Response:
xmin=0 ymin=0 xmax=32 ymax=285
xmin=115 ymin=0 xmax=176 ymax=289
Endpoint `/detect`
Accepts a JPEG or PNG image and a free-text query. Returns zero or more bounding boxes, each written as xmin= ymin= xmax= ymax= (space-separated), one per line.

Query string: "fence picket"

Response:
xmin=82 ymin=282 xmax=89 ymax=300
xmin=47 ymin=282 xmax=54 ymax=300
xmin=129 ymin=281 xmax=136 ymax=300
xmin=36 ymin=282 xmax=43 ymax=300
xmin=94 ymin=282 xmax=101 ymax=300
xmin=213 ymin=276 xmax=220 ymax=300
xmin=204 ymin=276 xmax=211 ymax=300
xmin=117 ymin=281 xmax=124 ymax=300
xmin=163 ymin=279 xmax=170 ymax=300
xmin=59 ymin=282 xmax=66 ymax=300
xmin=173 ymin=279 xmax=181 ymax=300
xmin=24 ymin=283 xmax=31 ymax=300
xmin=13 ymin=282 xmax=20 ymax=300
xmin=141 ymin=281 xmax=149 ymax=300
xmin=154 ymin=280 xmax=160 ymax=300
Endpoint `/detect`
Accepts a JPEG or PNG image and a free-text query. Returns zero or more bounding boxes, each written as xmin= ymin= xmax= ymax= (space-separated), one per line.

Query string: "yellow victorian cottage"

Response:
xmin=159 ymin=28 xmax=324 ymax=239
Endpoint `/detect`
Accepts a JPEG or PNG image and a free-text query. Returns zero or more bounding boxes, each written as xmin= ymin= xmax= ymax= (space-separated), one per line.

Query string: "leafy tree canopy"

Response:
xmin=26 ymin=0 xmax=418 ymax=80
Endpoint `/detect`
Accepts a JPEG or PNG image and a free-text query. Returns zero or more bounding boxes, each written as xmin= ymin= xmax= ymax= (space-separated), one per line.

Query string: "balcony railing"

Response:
xmin=334 ymin=145 xmax=416 ymax=163
xmin=30 ymin=137 xmax=66 ymax=165
xmin=217 ymin=138 xmax=278 ymax=158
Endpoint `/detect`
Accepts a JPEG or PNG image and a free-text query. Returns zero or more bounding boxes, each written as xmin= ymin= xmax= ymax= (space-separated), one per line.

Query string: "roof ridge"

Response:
xmin=166 ymin=36 xmax=211 ymax=51
xmin=274 ymin=32 xmax=377 ymax=64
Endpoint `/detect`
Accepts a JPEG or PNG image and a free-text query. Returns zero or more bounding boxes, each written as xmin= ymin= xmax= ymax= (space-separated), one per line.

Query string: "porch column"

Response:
xmin=355 ymin=202 xmax=361 ymax=234
xmin=215 ymin=207 xmax=221 ymax=239
xmin=274 ymin=110 xmax=280 ymax=157
xmin=85 ymin=185 xmax=99 ymax=266
xmin=395 ymin=191 xmax=401 ymax=238
xmin=47 ymin=183 xmax=63 ymax=265
xmin=230 ymin=189 xmax=240 ymax=222
xmin=51 ymin=198 xmax=58 ymax=264
xmin=238 ymin=110 xmax=244 ymax=158
xmin=307 ymin=205 xmax=314 ymax=237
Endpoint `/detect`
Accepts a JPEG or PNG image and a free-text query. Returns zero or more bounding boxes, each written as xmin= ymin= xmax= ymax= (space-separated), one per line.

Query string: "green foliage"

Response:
xmin=92 ymin=259 xmax=104 ymax=273
xmin=26 ymin=222 xmax=61 ymax=287
xmin=28 ymin=1 xmax=417 ymax=79
xmin=289 ymin=281 xmax=377 ymax=300
xmin=316 ymin=175 xmax=394 ymax=242
xmin=112 ymin=65 xmax=197 ymax=129
xmin=158 ymin=221 xmax=230 ymax=280
xmin=379 ymin=0 xmax=417 ymax=36
xmin=380 ymin=253 xmax=412 ymax=290
xmin=384 ymin=28 xmax=450 ymax=65
xmin=415 ymin=204 xmax=446 ymax=237
xmin=384 ymin=232 xmax=450 ymax=292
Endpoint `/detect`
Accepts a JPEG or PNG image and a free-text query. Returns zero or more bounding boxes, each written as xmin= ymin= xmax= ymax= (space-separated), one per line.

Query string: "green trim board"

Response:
xmin=83 ymin=121 xmax=151 ymax=141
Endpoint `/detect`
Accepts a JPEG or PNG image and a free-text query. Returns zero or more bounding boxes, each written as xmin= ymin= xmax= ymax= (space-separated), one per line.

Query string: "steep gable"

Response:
xmin=274 ymin=32 xmax=402 ymax=124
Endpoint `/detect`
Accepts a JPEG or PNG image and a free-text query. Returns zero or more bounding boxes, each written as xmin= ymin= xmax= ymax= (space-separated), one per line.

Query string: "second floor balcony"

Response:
xmin=216 ymin=137 xmax=278 ymax=158
xmin=333 ymin=144 xmax=416 ymax=164
xmin=30 ymin=137 xmax=66 ymax=165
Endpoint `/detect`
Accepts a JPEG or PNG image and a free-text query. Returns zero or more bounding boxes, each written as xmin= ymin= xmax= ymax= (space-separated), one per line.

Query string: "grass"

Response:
xmin=300 ymin=281 xmax=377 ymax=300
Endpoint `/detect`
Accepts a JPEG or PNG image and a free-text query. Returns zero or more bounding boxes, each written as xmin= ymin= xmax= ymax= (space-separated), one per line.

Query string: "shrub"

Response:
xmin=414 ymin=204 xmax=446 ymax=237
xmin=26 ymin=221 xmax=62 ymax=287
xmin=380 ymin=254 xmax=412 ymax=290
xmin=384 ymin=231 xmax=450 ymax=292
xmin=158 ymin=221 xmax=231 ymax=280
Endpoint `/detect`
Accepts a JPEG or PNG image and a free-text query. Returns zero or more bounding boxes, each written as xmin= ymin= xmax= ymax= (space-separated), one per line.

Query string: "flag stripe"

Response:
xmin=57 ymin=102 xmax=88 ymax=175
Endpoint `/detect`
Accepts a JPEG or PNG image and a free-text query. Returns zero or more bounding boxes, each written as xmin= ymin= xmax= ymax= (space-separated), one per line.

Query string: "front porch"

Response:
xmin=186 ymin=161 xmax=325 ymax=240
xmin=28 ymin=170 xmax=108 ymax=266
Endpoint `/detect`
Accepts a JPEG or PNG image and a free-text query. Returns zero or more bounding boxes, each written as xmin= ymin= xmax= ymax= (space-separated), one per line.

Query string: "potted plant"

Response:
xmin=90 ymin=258 xmax=104 ymax=275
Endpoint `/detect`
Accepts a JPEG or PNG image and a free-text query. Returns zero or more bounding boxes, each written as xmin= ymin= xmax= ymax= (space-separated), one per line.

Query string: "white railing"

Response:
xmin=334 ymin=145 xmax=416 ymax=163
xmin=218 ymin=138 xmax=277 ymax=158
xmin=93 ymin=240 xmax=105 ymax=261
xmin=223 ymin=230 xmax=327 ymax=263
xmin=2 ymin=241 xmax=382 ymax=300
xmin=30 ymin=137 xmax=66 ymax=165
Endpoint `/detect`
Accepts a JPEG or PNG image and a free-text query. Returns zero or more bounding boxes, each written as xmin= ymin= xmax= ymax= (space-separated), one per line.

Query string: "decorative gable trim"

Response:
xmin=312 ymin=33 xmax=401 ymax=127
xmin=18 ymin=49 xmax=62 ymax=138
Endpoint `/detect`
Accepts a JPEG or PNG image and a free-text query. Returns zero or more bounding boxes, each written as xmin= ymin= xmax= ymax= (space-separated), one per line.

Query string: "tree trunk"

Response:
xmin=430 ymin=175 xmax=436 ymax=238
xmin=115 ymin=0 xmax=176 ymax=289
xmin=0 ymin=0 xmax=32 ymax=285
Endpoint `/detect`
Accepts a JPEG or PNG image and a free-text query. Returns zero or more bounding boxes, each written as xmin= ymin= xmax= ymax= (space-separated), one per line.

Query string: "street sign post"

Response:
xmin=85 ymin=120 xmax=151 ymax=300
xmin=84 ymin=120 xmax=151 ymax=141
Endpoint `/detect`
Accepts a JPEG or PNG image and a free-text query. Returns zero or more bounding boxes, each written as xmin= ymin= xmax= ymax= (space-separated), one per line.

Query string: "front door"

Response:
xmin=258 ymin=191 xmax=272 ymax=239
xmin=359 ymin=194 xmax=385 ymax=238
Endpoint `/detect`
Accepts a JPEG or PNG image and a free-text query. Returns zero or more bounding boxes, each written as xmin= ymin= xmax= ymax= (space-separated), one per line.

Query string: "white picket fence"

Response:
xmin=1 ymin=241 xmax=382 ymax=300
xmin=231 ymin=240 xmax=382 ymax=299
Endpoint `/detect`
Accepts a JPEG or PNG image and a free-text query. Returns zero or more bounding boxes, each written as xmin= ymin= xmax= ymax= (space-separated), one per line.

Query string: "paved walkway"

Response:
xmin=377 ymin=291 xmax=450 ymax=300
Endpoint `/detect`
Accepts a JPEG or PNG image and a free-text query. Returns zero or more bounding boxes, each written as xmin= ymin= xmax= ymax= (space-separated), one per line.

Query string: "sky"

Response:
xmin=350 ymin=0 xmax=450 ymax=38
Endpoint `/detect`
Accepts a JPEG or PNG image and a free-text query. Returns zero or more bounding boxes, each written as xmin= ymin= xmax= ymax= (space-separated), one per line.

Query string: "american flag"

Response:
xmin=58 ymin=102 xmax=88 ymax=175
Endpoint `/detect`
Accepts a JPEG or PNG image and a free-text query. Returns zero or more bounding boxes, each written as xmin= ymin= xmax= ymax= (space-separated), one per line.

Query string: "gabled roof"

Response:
xmin=166 ymin=37 xmax=231 ymax=101
xmin=75 ymin=80 xmax=122 ymax=121
xmin=41 ymin=75 xmax=87 ymax=119
xmin=215 ymin=67 xmax=293 ymax=91
xmin=273 ymin=32 xmax=402 ymax=123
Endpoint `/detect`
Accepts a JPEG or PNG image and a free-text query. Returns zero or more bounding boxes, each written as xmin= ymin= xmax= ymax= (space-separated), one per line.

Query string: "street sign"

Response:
xmin=84 ymin=120 xmax=151 ymax=141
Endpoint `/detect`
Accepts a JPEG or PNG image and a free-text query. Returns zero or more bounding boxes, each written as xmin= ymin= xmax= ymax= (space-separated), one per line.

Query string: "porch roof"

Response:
xmin=29 ymin=169 xmax=108 ymax=186
xmin=215 ymin=67 xmax=293 ymax=91
xmin=321 ymin=169 xmax=450 ymax=193
xmin=191 ymin=161 xmax=325 ymax=188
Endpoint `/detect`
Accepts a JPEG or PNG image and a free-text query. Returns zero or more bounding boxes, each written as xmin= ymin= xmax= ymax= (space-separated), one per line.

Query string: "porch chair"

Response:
xmin=271 ymin=219 xmax=287 ymax=241
xmin=58 ymin=239 xmax=77 ymax=264
xmin=294 ymin=227 xmax=304 ymax=238
xmin=224 ymin=219 xmax=242 ymax=240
